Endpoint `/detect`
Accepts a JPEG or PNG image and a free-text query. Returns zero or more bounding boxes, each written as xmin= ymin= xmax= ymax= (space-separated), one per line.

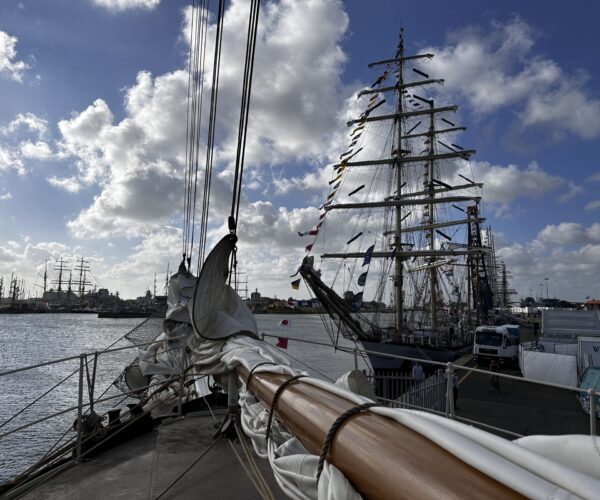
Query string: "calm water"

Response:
xmin=0 ymin=313 xmax=366 ymax=482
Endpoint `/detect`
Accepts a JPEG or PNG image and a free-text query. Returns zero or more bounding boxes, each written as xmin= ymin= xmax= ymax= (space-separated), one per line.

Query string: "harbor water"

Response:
xmin=0 ymin=313 xmax=367 ymax=483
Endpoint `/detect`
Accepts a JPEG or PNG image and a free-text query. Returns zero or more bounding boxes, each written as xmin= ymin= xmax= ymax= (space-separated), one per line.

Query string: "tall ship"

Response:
xmin=2 ymin=5 xmax=598 ymax=500
xmin=298 ymin=30 xmax=504 ymax=375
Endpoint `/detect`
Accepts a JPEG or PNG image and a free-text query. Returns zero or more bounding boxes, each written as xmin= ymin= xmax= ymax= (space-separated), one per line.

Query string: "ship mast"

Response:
xmin=394 ymin=30 xmax=405 ymax=334
xmin=426 ymin=98 xmax=438 ymax=328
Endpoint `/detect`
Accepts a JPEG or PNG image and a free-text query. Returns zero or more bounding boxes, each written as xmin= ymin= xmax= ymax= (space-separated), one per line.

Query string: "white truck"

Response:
xmin=473 ymin=324 xmax=520 ymax=363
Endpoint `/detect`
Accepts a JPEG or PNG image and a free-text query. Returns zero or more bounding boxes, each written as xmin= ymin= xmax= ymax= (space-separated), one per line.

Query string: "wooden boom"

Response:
xmin=238 ymin=367 xmax=523 ymax=500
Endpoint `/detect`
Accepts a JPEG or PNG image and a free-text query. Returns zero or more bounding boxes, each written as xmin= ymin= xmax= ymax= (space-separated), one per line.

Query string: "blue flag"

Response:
xmin=351 ymin=292 xmax=363 ymax=312
xmin=362 ymin=245 xmax=374 ymax=266
xmin=357 ymin=271 xmax=368 ymax=287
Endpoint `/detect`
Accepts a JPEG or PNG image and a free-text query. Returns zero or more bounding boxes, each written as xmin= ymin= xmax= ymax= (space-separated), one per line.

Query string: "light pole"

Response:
xmin=539 ymin=283 xmax=543 ymax=301
xmin=544 ymin=277 xmax=549 ymax=301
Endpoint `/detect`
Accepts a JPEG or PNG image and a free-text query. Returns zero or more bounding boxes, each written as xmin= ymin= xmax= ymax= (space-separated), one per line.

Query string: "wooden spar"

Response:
xmin=358 ymin=79 xmax=444 ymax=96
xmin=331 ymin=150 xmax=476 ymax=169
xmin=347 ymin=105 xmax=457 ymax=126
xmin=325 ymin=196 xmax=481 ymax=211
xmin=368 ymin=53 xmax=434 ymax=67
xmin=238 ymin=367 xmax=522 ymax=500
xmin=321 ymin=248 xmax=488 ymax=259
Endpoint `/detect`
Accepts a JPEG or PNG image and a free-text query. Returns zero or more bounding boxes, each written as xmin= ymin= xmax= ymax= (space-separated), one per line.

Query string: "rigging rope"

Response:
xmin=229 ymin=0 xmax=261 ymax=234
xmin=197 ymin=0 xmax=225 ymax=270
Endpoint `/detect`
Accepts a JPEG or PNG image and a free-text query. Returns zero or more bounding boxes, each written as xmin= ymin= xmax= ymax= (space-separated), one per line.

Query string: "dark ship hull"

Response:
xmin=361 ymin=340 xmax=470 ymax=371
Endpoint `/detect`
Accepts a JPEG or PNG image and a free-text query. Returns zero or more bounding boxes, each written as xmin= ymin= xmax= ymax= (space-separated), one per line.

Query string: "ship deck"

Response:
xmin=19 ymin=411 xmax=282 ymax=500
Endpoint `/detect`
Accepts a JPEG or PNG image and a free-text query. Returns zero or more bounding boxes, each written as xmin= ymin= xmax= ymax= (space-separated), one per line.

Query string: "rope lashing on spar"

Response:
xmin=316 ymin=402 xmax=378 ymax=479
xmin=265 ymin=374 xmax=307 ymax=443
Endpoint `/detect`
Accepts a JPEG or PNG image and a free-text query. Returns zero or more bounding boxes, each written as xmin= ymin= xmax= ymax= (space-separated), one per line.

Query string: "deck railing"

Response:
xmin=1 ymin=329 xmax=598 ymax=492
xmin=261 ymin=333 xmax=599 ymax=437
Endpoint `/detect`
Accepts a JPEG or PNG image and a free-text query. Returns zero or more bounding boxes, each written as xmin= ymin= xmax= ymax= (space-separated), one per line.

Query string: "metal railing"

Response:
xmin=260 ymin=333 xmax=599 ymax=437
xmin=2 ymin=329 xmax=598 ymax=490
xmin=0 ymin=334 xmax=189 ymax=488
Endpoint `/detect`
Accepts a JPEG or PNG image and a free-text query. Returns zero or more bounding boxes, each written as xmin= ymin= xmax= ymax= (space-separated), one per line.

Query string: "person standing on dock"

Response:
xmin=411 ymin=361 xmax=425 ymax=381
xmin=453 ymin=372 xmax=459 ymax=408
xmin=489 ymin=360 xmax=501 ymax=394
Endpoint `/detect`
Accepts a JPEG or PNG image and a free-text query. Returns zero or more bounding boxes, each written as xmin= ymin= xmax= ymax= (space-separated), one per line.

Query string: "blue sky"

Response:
xmin=0 ymin=0 xmax=599 ymax=301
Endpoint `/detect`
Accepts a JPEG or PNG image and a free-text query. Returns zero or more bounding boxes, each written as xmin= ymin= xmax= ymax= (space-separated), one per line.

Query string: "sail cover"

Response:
xmin=190 ymin=234 xmax=257 ymax=340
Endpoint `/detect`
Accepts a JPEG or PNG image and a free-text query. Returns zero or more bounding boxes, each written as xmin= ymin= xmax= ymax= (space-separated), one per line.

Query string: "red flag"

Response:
xmin=278 ymin=319 xmax=291 ymax=327
xmin=305 ymin=244 xmax=313 ymax=252
xmin=276 ymin=337 xmax=288 ymax=349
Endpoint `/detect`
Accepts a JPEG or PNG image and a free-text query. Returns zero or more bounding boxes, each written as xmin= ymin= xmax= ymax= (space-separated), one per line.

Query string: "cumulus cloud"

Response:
xmin=47 ymin=176 xmax=81 ymax=193
xmin=444 ymin=159 xmax=570 ymax=217
xmin=58 ymin=0 xmax=350 ymax=243
xmin=0 ymin=30 xmax=29 ymax=81
xmin=20 ymin=140 xmax=52 ymax=159
xmin=498 ymin=223 xmax=600 ymax=301
xmin=92 ymin=0 xmax=160 ymax=12
xmin=0 ymin=113 xmax=47 ymax=136
xmin=0 ymin=191 xmax=11 ymax=201
xmin=426 ymin=17 xmax=600 ymax=139
xmin=0 ymin=146 xmax=24 ymax=174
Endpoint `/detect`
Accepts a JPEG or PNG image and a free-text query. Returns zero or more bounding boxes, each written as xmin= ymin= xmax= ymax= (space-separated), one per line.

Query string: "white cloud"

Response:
xmin=447 ymin=160 xmax=565 ymax=216
xmin=427 ymin=18 xmax=600 ymax=139
xmin=0 ymin=191 xmax=11 ymax=201
xmin=0 ymin=113 xmax=49 ymax=174
xmin=558 ymin=181 xmax=583 ymax=203
xmin=92 ymin=0 xmax=160 ymax=12
xmin=0 ymin=30 xmax=29 ymax=82
xmin=0 ymin=113 xmax=47 ymax=136
xmin=47 ymin=176 xmax=82 ymax=193
xmin=498 ymin=223 xmax=600 ymax=301
xmin=585 ymin=200 xmax=600 ymax=211
xmin=20 ymin=140 xmax=52 ymax=159
xmin=58 ymin=0 xmax=350 ymax=242
xmin=0 ymin=145 xmax=24 ymax=174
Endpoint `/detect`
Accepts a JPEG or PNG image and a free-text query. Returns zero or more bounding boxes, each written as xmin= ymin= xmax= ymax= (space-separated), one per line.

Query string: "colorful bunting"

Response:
xmin=305 ymin=244 xmax=313 ymax=252
xmin=291 ymin=279 xmax=301 ymax=290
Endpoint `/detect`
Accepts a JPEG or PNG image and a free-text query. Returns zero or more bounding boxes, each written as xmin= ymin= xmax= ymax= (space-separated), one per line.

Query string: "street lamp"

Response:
xmin=539 ymin=283 xmax=543 ymax=301
xmin=544 ymin=277 xmax=549 ymax=301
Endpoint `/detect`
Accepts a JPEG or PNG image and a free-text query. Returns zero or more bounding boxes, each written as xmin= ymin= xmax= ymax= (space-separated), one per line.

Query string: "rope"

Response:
xmin=316 ymin=402 xmax=377 ymax=479
xmin=246 ymin=361 xmax=276 ymax=392
xmin=84 ymin=352 xmax=98 ymax=411
xmin=197 ymin=0 xmax=225 ymax=269
xmin=234 ymin=420 xmax=276 ymax=500
xmin=265 ymin=374 xmax=306 ymax=443
xmin=229 ymin=0 xmax=261 ymax=234
xmin=228 ymin=438 xmax=271 ymax=499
